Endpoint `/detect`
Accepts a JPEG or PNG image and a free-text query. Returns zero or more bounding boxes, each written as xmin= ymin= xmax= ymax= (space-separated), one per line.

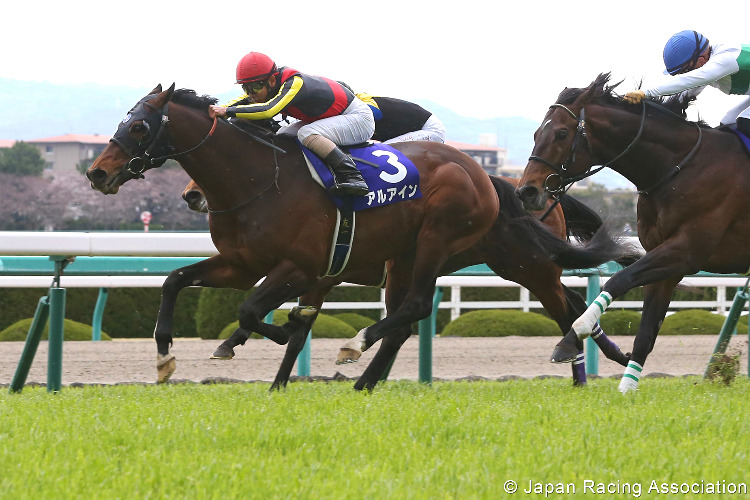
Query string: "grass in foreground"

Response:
xmin=1 ymin=378 xmax=748 ymax=499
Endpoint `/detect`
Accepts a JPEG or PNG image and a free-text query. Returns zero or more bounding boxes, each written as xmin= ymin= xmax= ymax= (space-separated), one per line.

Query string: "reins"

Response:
xmin=634 ymin=100 xmax=703 ymax=195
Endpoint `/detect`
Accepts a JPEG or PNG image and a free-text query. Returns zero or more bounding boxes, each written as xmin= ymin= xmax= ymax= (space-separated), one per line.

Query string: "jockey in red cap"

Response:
xmin=209 ymin=52 xmax=374 ymax=196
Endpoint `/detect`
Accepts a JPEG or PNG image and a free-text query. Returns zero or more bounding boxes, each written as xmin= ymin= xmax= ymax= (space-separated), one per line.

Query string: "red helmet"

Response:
xmin=236 ymin=52 xmax=278 ymax=83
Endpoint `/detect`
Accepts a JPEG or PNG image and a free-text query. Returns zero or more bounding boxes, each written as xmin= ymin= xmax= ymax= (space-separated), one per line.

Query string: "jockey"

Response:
xmin=209 ymin=52 xmax=375 ymax=196
xmin=354 ymin=93 xmax=446 ymax=144
xmin=624 ymin=30 xmax=750 ymax=136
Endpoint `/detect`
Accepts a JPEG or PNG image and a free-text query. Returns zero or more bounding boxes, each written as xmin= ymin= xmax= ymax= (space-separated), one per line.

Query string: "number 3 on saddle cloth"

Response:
xmin=299 ymin=141 xmax=423 ymax=277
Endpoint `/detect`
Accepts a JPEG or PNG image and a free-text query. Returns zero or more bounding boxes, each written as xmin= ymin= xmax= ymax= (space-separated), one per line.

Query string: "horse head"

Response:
xmin=516 ymin=74 xmax=610 ymax=211
xmin=182 ymin=179 xmax=208 ymax=213
xmin=86 ymin=83 xmax=176 ymax=194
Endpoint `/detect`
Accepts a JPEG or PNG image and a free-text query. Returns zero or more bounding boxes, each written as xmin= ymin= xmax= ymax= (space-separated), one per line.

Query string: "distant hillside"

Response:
xmin=0 ymin=78 xmax=631 ymax=188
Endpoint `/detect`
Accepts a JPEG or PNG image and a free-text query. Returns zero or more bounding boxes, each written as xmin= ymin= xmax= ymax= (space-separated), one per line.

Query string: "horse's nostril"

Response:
xmin=515 ymin=185 xmax=538 ymax=201
xmin=184 ymin=191 xmax=202 ymax=203
xmin=87 ymin=168 xmax=107 ymax=183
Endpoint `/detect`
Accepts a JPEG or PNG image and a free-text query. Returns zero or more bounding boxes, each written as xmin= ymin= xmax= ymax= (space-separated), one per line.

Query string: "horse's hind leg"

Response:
xmin=155 ymin=255 xmax=259 ymax=383
xmin=359 ymin=242 xmax=449 ymax=352
xmin=354 ymin=269 xmax=412 ymax=391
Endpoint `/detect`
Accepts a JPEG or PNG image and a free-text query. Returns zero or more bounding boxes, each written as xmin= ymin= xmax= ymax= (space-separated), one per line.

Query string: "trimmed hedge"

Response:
xmin=218 ymin=310 xmax=357 ymax=339
xmin=661 ymin=309 xmax=747 ymax=335
xmin=599 ymin=310 xmax=641 ymax=335
xmin=331 ymin=313 xmax=376 ymax=332
xmin=196 ymin=288 xmax=254 ymax=339
xmin=0 ymin=287 xmax=199 ymax=338
xmin=195 ymin=287 xmax=385 ymax=339
xmin=0 ymin=318 xmax=112 ymax=341
xmin=440 ymin=310 xmax=559 ymax=337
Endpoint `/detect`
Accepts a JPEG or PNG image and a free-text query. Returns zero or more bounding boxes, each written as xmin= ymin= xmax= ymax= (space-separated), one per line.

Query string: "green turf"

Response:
xmin=1 ymin=378 xmax=748 ymax=499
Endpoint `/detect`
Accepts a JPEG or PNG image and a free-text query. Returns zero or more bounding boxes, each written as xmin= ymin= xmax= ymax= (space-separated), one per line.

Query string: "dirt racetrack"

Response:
xmin=1 ymin=335 xmax=747 ymax=387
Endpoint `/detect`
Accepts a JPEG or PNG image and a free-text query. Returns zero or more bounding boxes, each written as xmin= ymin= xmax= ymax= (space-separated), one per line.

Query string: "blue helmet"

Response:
xmin=663 ymin=30 xmax=709 ymax=75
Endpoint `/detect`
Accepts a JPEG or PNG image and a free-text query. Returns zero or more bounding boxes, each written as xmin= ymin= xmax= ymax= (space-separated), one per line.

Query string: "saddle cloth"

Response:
xmin=724 ymin=125 xmax=750 ymax=157
xmin=299 ymin=142 xmax=422 ymax=211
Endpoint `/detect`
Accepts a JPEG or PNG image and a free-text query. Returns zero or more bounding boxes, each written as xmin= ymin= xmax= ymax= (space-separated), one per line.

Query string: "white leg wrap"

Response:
xmin=572 ymin=292 xmax=612 ymax=340
xmin=618 ymin=361 xmax=643 ymax=394
xmin=340 ymin=328 xmax=367 ymax=352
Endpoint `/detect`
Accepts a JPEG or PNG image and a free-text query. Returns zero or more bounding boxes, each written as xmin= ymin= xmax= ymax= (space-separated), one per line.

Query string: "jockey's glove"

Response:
xmin=623 ymin=90 xmax=645 ymax=104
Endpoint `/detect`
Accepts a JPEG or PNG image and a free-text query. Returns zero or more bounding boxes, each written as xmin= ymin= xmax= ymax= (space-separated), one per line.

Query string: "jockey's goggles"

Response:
xmin=243 ymin=80 xmax=267 ymax=94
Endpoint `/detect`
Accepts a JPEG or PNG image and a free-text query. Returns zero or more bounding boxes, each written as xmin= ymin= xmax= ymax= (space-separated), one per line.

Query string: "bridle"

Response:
xmin=528 ymin=101 xmax=646 ymax=197
xmin=110 ymin=94 xmax=219 ymax=180
xmin=110 ymin=92 xmax=289 ymax=214
xmin=527 ymin=99 xmax=702 ymax=201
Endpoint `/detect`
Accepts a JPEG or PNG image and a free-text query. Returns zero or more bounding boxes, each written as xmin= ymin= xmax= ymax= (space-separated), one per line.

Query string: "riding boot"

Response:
xmin=737 ymin=117 xmax=750 ymax=137
xmin=323 ymin=147 xmax=369 ymax=197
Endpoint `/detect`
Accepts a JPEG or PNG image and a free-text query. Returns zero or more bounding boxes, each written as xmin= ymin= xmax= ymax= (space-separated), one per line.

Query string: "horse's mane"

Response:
xmin=171 ymin=88 xmax=278 ymax=138
xmin=172 ymin=89 xmax=218 ymax=110
xmin=557 ymin=73 xmax=711 ymax=129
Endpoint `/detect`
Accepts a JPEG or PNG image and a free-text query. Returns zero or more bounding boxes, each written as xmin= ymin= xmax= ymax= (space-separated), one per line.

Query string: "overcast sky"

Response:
xmin=2 ymin=1 xmax=748 ymax=126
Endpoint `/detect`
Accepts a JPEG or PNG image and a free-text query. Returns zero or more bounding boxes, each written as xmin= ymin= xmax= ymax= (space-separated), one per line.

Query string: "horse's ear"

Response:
xmin=149 ymin=84 xmax=163 ymax=95
xmin=572 ymin=80 xmax=600 ymax=108
xmin=164 ymin=83 xmax=176 ymax=101
xmin=149 ymin=83 xmax=176 ymax=108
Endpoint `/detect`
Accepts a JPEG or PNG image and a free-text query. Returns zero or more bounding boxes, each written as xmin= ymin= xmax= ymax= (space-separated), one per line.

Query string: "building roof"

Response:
xmin=29 ymin=134 xmax=111 ymax=145
xmin=446 ymin=140 xmax=506 ymax=152
xmin=0 ymin=139 xmax=15 ymax=148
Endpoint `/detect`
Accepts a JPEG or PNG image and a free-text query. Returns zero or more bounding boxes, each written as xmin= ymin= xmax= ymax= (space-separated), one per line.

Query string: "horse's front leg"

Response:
xmin=618 ymin=278 xmax=679 ymax=393
xmin=550 ymin=240 xmax=702 ymax=365
xmin=211 ymin=261 xmax=320 ymax=385
xmin=270 ymin=280 xmax=338 ymax=391
xmin=155 ymin=255 xmax=258 ymax=383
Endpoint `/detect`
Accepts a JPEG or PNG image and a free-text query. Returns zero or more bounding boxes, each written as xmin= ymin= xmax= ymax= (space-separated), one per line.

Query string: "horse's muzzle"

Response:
xmin=515 ymin=185 xmax=546 ymax=211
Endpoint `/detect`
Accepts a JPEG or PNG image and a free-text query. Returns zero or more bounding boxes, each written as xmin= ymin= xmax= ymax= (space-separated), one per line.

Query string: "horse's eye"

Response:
xmin=129 ymin=122 xmax=149 ymax=137
xmin=555 ymin=129 xmax=569 ymax=140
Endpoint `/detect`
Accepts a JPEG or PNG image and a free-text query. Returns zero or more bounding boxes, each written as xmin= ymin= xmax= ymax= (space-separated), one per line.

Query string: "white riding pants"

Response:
xmin=278 ymin=97 xmax=375 ymax=146
xmin=383 ymin=114 xmax=447 ymax=144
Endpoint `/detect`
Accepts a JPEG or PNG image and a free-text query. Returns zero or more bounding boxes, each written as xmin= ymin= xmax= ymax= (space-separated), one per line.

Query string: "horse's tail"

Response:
xmin=491 ymin=177 xmax=640 ymax=270
xmin=558 ymin=192 xmax=603 ymax=242
xmin=558 ymin=192 xmax=642 ymax=268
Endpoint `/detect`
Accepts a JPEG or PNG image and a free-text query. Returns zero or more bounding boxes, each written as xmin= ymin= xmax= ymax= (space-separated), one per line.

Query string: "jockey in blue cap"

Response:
xmin=624 ymin=30 xmax=750 ymax=136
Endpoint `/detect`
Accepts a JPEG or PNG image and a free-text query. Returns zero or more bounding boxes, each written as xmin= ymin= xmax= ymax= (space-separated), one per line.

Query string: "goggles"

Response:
xmin=243 ymin=80 xmax=267 ymax=94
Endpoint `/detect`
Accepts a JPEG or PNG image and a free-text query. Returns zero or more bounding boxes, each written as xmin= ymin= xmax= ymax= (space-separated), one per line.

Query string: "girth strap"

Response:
xmin=324 ymin=199 xmax=356 ymax=276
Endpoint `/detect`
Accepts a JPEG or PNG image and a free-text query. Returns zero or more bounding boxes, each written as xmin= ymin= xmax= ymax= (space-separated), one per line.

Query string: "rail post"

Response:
xmin=46 ymin=286 xmax=66 ymax=393
xmin=9 ymin=296 xmax=50 ymax=393
xmin=705 ymin=280 xmax=749 ymax=378
xmin=91 ymin=287 xmax=108 ymax=341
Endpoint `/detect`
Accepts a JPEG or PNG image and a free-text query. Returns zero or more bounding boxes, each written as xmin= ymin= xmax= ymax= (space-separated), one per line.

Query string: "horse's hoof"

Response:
xmin=618 ymin=377 xmax=639 ymax=394
xmin=290 ymin=305 xmax=318 ymax=319
xmin=156 ymin=353 xmax=176 ymax=383
xmin=550 ymin=343 xmax=578 ymax=364
xmin=210 ymin=345 xmax=235 ymax=360
xmin=336 ymin=348 xmax=362 ymax=365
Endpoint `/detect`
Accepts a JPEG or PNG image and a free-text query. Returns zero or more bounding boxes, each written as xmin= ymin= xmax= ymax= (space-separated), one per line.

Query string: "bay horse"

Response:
xmin=515 ymin=72 xmax=750 ymax=393
xmin=86 ymin=85 xmax=632 ymax=391
xmin=182 ymin=175 xmax=633 ymax=388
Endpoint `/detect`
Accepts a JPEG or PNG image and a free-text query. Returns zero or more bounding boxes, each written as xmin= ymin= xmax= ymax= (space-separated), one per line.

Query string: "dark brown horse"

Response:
xmin=182 ymin=175 xmax=633 ymax=388
xmin=515 ymin=72 xmax=750 ymax=393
